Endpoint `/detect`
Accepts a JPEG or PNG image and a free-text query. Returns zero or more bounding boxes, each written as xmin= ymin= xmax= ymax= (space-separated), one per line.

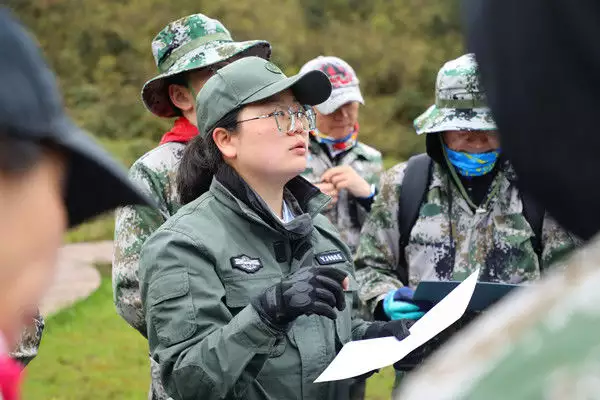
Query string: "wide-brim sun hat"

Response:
xmin=141 ymin=13 xmax=271 ymax=118
xmin=414 ymin=53 xmax=497 ymax=135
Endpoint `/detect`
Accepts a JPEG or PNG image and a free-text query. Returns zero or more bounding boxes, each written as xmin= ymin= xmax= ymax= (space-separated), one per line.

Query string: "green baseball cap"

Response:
xmin=196 ymin=57 xmax=332 ymax=138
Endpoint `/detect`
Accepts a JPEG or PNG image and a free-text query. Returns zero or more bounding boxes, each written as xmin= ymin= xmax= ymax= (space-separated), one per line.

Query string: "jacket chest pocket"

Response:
xmin=489 ymin=213 xmax=538 ymax=280
xmin=222 ymin=273 xmax=286 ymax=358
xmin=148 ymin=271 xmax=196 ymax=347
xmin=222 ymin=273 xmax=282 ymax=309
xmin=406 ymin=203 xmax=453 ymax=284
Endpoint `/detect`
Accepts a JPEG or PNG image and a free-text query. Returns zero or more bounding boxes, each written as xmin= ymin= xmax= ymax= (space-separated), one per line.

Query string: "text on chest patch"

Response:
xmin=230 ymin=255 xmax=263 ymax=273
xmin=315 ymin=250 xmax=346 ymax=265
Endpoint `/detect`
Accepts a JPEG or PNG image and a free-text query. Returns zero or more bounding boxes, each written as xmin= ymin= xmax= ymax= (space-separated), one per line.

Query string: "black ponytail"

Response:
xmin=177 ymin=108 xmax=241 ymax=205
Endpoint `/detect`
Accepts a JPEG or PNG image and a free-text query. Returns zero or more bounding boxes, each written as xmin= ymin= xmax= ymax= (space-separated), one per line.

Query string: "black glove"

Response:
xmin=356 ymin=320 xmax=417 ymax=379
xmin=251 ymin=266 xmax=348 ymax=330
xmin=363 ymin=319 xmax=414 ymax=341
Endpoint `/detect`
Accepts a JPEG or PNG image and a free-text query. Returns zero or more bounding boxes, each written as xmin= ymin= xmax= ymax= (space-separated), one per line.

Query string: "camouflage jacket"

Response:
xmin=113 ymin=141 xmax=185 ymax=400
xmin=300 ymin=138 xmax=383 ymax=254
xmin=355 ymin=160 xmax=580 ymax=315
xmin=396 ymin=231 xmax=597 ymax=399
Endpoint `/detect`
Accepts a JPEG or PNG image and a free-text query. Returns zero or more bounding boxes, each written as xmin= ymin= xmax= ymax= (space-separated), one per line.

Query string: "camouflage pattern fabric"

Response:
xmin=8 ymin=312 xmax=44 ymax=366
xmin=142 ymin=14 xmax=270 ymax=118
xmin=354 ymin=159 xmax=580 ymax=316
xmin=413 ymin=53 xmax=496 ymax=135
xmin=113 ymin=142 xmax=185 ymax=400
xmin=301 ymin=139 xmax=383 ymax=254
xmin=395 ymin=231 xmax=599 ymax=399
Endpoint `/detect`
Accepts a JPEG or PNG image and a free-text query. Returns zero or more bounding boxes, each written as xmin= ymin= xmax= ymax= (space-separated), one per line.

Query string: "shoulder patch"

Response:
xmin=230 ymin=255 xmax=263 ymax=273
xmin=315 ymin=250 xmax=346 ymax=265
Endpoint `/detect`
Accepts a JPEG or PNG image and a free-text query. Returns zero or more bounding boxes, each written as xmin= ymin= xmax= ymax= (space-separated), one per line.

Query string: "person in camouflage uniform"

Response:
xmin=354 ymin=53 xmax=580 ymax=395
xmin=298 ymin=56 xmax=383 ymax=255
xmin=112 ymin=14 xmax=271 ymax=400
xmin=394 ymin=1 xmax=600 ymax=397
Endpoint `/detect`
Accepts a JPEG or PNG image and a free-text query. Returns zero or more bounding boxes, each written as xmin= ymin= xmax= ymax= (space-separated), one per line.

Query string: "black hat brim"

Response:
xmin=53 ymin=118 xmax=154 ymax=228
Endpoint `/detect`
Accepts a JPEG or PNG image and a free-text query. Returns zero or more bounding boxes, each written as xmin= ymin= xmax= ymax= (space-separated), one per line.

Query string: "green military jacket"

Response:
xmin=355 ymin=160 xmax=580 ymax=315
xmin=301 ymin=139 xmax=383 ymax=254
xmin=140 ymin=167 xmax=371 ymax=400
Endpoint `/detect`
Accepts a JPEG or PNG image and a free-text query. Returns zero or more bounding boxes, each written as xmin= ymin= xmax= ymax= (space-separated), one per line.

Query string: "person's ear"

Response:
xmin=212 ymin=128 xmax=237 ymax=160
xmin=168 ymin=84 xmax=194 ymax=112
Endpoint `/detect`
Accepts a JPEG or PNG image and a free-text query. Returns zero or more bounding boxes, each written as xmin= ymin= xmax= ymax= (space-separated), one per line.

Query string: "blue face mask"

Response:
xmin=445 ymin=146 xmax=500 ymax=177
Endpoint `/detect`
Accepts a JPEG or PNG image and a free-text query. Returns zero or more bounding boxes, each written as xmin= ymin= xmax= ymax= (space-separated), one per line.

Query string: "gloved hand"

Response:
xmin=363 ymin=319 xmax=413 ymax=342
xmin=383 ymin=287 xmax=425 ymax=321
xmin=251 ymin=267 xmax=348 ymax=330
xmin=356 ymin=319 xmax=415 ymax=380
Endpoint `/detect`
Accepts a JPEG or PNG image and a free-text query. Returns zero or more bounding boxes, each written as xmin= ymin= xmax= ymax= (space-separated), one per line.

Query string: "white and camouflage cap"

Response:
xmin=414 ymin=53 xmax=496 ymax=135
xmin=299 ymin=56 xmax=364 ymax=115
xmin=142 ymin=13 xmax=271 ymax=118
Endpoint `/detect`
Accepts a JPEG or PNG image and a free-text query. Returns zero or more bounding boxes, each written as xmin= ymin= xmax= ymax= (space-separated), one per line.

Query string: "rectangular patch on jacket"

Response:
xmin=315 ymin=250 xmax=346 ymax=265
xmin=230 ymin=255 xmax=263 ymax=273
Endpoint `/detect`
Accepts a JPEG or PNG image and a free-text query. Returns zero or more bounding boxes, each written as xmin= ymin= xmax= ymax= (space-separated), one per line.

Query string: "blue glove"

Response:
xmin=383 ymin=287 xmax=425 ymax=321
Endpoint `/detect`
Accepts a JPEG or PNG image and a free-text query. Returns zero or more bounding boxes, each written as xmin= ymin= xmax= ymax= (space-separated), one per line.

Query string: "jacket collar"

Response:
xmin=210 ymin=164 xmax=330 ymax=240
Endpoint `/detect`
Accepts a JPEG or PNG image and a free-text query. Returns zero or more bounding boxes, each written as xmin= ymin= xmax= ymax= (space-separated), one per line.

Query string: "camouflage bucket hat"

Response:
xmin=142 ymin=13 xmax=271 ymax=118
xmin=414 ymin=53 xmax=497 ymax=135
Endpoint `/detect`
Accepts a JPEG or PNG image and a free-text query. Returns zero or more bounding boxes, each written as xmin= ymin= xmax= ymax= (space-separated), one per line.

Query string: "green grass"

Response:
xmin=366 ymin=367 xmax=396 ymax=399
xmin=22 ymin=264 xmax=150 ymax=400
xmin=22 ymin=263 xmax=395 ymax=399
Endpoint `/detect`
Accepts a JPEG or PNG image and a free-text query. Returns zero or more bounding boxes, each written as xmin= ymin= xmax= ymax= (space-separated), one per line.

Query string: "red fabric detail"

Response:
xmin=0 ymin=355 xmax=24 ymax=400
xmin=158 ymin=117 xmax=199 ymax=145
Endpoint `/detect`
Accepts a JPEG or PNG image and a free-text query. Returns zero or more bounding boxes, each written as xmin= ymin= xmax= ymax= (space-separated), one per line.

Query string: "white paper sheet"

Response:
xmin=314 ymin=269 xmax=480 ymax=383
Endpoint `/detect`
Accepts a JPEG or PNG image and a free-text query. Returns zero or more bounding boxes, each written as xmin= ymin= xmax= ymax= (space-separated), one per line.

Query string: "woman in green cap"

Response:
xmin=139 ymin=56 xmax=414 ymax=400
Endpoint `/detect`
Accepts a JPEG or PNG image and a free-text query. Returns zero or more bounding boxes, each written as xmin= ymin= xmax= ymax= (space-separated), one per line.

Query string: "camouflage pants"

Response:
xmin=149 ymin=356 xmax=172 ymax=400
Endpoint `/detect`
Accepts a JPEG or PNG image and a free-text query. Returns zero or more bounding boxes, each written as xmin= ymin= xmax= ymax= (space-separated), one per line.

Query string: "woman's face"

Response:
xmin=442 ymin=130 xmax=500 ymax=153
xmin=223 ymin=90 xmax=311 ymax=185
xmin=0 ymin=147 xmax=67 ymax=347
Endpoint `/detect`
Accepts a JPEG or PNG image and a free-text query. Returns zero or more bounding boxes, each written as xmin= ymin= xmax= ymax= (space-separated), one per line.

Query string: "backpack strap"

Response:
xmin=520 ymin=190 xmax=545 ymax=267
xmin=397 ymin=153 xmax=432 ymax=285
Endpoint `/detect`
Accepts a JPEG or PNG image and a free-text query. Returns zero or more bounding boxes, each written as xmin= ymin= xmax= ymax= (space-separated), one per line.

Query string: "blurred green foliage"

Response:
xmin=9 ymin=0 xmax=464 ymax=164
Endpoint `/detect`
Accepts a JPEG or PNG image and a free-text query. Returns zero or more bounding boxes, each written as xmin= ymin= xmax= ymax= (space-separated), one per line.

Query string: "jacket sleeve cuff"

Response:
xmin=351 ymin=320 xmax=371 ymax=341
xmin=227 ymin=306 xmax=285 ymax=353
xmin=368 ymin=288 xmax=397 ymax=316
xmin=355 ymin=185 xmax=377 ymax=212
